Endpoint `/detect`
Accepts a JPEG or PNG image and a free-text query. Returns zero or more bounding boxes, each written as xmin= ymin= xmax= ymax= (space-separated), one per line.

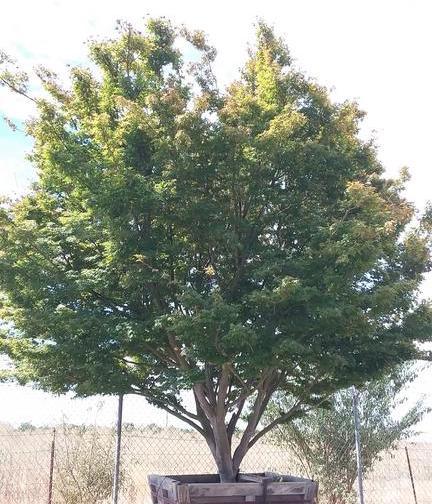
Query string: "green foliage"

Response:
xmin=267 ymin=366 xmax=428 ymax=504
xmin=17 ymin=422 xmax=36 ymax=432
xmin=0 ymin=18 xmax=431 ymax=476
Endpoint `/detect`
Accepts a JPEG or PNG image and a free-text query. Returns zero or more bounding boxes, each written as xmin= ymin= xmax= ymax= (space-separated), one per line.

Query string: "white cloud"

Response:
xmin=0 ymin=154 xmax=35 ymax=197
xmin=0 ymin=88 xmax=36 ymax=123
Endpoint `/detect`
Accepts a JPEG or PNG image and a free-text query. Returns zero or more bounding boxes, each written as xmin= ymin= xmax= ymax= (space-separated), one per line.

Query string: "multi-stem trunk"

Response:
xmin=201 ymin=406 xmax=271 ymax=482
xmin=191 ymin=370 xmax=282 ymax=482
xmin=163 ymin=338 xmax=300 ymax=481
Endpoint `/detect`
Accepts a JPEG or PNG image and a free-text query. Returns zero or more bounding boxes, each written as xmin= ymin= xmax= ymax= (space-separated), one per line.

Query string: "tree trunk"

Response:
xmin=200 ymin=426 xmax=237 ymax=482
xmin=215 ymin=457 xmax=236 ymax=483
xmin=210 ymin=415 xmax=237 ymax=482
xmin=191 ymin=372 xmax=279 ymax=482
xmin=207 ymin=429 xmax=254 ymax=482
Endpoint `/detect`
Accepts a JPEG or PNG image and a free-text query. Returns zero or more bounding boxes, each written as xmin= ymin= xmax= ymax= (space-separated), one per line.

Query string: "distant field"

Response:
xmin=0 ymin=424 xmax=430 ymax=503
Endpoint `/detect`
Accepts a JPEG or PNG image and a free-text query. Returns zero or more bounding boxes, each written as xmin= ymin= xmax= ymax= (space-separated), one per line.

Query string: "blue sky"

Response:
xmin=0 ymin=121 xmax=34 ymax=196
xmin=1 ymin=0 xmax=432 ymax=434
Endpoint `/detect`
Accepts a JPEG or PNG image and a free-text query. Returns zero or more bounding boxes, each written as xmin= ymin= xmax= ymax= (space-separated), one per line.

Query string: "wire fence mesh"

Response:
xmin=1 ymin=386 xmax=431 ymax=503
xmin=363 ymin=443 xmax=432 ymax=504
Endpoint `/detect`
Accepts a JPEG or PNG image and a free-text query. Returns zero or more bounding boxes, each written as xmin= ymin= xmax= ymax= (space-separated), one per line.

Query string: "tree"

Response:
xmin=266 ymin=366 xmax=428 ymax=503
xmin=0 ymin=19 xmax=431 ymax=482
xmin=17 ymin=422 xmax=36 ymax=432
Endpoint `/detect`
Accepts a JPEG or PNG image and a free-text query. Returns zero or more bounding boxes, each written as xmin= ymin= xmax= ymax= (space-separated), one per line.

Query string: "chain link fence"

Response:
xmin=1 ymin=386 xmax=431 ymax=504
xmin=363 ymin=443 xmax=431 ymax=504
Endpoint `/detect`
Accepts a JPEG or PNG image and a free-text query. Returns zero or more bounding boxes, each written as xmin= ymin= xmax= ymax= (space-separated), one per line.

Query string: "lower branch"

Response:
xmin=248 ymin=392 xmax=333 ymax=451
xmin=232 ymin=372 xmax=277 ymax=472
xmin=248 ymin=403 xmax=303 ymax=450
xmin=135 ymin=392 xmax=206 ymax=436
xmin=227 ymin=396 xmax=246 ymax=444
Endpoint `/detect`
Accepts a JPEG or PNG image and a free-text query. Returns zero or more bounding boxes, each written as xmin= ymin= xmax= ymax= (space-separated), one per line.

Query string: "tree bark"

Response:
xmin=212 ymin=415 xmax=237 ymax=482
xmin=190 ymin=369 xmax=282 ymax=482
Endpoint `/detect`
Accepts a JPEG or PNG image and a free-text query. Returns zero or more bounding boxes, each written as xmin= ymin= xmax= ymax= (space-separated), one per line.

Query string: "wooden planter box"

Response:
xmin=148 ymin=473 xmax=318 ymax=504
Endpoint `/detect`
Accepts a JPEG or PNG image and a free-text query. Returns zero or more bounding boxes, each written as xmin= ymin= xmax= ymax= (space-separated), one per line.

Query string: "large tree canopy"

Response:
xmin=1 ymin=19 xmax=432 ymax=481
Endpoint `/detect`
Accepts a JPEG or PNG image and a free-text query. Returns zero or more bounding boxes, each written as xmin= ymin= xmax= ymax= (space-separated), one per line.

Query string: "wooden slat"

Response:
xmin=192 ymin=501 xmax=246 ymax=504
xmin=148 ymin=474 xmax=179 ymax=503
xmin=303 ymin=481 xmax=318 ymax=503
xmin=267 ymin=483 xmax=308 ymax=496
xmin=149 ymin=474 xmax=178 ymax=488
xmin=256 ymin=498 xmax=304 ymax=504
xmin=280 ymin=476 xmax=310 ymax=483
xmin=190 ymin=497 xmax=305 ymax=504
xmin=189 ymin=483 xmax=262 ymax=497
xmin=177 ymin=484 xmax=191 ymax=504
xmin=239 ymin=474 xmax=311 ymax=486
xmin=264 ymin=472 xmax=280 ymax=481
xmin=167 ymin=474 xmax=221 ymax=484
xmin=192 ymin=497 xmax=246 ymax=504
xmin=188 ymin=482 xmax=309 ymax=498
xmin=150 ymin=473 xmax=317 ymax=504
xmin=239 ymin=475 xmax=267 ymax=483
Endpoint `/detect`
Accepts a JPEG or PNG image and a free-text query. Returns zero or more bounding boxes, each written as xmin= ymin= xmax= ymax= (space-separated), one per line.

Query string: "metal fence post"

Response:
xmin=405 ymin=446 xmax=418 ymax=504
xmin=352 ymin=386 xmax=365 ymax=504
xmin=112 ymin=394 xmax=124 ymax=504
xmin=48 ymin=427 xmax=56 ymax=504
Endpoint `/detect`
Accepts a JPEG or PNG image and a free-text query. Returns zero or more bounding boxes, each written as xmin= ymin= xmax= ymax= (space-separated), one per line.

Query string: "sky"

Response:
xmin=1 ymin=0 xmax=432 ymax=435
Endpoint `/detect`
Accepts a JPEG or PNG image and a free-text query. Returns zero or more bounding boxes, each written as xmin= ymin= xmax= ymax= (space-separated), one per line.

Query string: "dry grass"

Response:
xmin=0 ymin=423 xmax=431 ymax=503
xmin=362 ymin=442 xmax=432 ymax=503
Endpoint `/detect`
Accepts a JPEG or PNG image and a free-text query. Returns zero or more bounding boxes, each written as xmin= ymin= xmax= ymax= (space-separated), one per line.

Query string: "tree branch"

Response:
xmin=193 ymin=382 xmax=215 ymax=420
xmin=205 ymin=363 xmax=217 ymax=407
xmin=248 ymin=403 xmax=304 ymax=450
xmin=217 ymin=363 xmax=231 ymax=416
xmin=232 ymin=369 xmax=279 ymax=470
xmin=135 ymin=391 xmax=205 ymax=435
xmin=168 ymin=334 xmax=191 ymax=370
xmin=227 ymin=395 xmax=246 ymax=443
xmin=418 ymin=350 xmax=432 ymax=361
xmin=193 ymin=389 xmax=216 ymax=438
xmin=249 ymin=390 xmax=333 ymax=451
xmin=0 ymin=76 xmax=37 ymax=103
